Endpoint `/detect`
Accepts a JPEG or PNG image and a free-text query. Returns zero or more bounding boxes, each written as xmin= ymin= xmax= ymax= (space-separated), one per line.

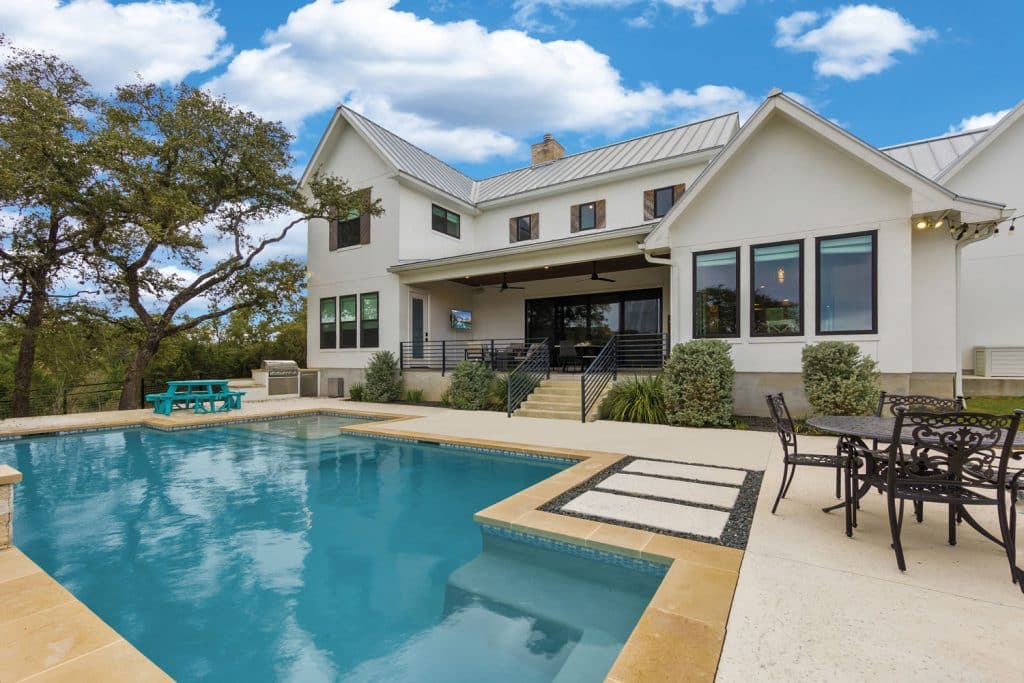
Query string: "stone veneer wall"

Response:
xmin=0 ymin=465 xmax=22 ymax=549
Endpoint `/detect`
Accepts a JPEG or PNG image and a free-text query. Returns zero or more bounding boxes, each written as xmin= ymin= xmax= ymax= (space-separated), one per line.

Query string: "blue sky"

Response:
xmin=3 ymin=1 xmax=1021 ymax=180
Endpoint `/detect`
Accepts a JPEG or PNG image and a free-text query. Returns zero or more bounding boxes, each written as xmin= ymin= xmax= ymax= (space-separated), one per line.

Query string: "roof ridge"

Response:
xmin=880 ymin=127 xmax=989 ymax=151
xmin=473 ymin=111 xmax=740 ymax=184
xmin=339 ymin=105 xmax=475 ymax=184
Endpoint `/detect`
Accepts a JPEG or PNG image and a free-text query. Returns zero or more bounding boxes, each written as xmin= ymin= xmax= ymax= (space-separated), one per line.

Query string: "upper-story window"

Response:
xmin=329 ymin=188 xmax=371 ymax=250
xmin=510 ymin=213 xmax=539 ymax=243
xmin=432 ymin=204 xmax=460 ymax=239
xmin=571 ymin=200 xmax=605 ymax=232
xmin=644 ymin=184 xmax=685 ymax=221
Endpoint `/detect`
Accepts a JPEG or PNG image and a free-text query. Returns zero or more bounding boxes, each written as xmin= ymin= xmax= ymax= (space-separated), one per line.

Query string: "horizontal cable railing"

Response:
xmin=399 ymin=337 xmax=546 ymax=375
xmin=0 ymin=377 xmax=178 ymax=420
xmin=580 ymin=336 xmax=618 ymax=422
xmin=507 ymin=340 xmax=550 ymax=417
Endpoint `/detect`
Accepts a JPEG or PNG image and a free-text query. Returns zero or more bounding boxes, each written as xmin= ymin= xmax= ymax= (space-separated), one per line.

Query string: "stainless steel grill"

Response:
xmin=262 ymin=360 xmax=299 ymax=395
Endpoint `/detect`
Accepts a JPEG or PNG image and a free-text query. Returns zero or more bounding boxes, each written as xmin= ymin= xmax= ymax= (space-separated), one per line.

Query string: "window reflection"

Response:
xmin=694 ymin=249 xmax=739 ymax=337
xmin=752 ymin=242 xmax=802 ymax=336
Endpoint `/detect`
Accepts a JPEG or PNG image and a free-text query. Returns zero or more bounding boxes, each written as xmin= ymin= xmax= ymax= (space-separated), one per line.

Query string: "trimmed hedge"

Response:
xmin=662 ymin=340 xmax=734 ymax=427
xmin=441 ymin=361 xmax=495 ymax=410
xmin=362 ymin=350 xmax=402 ymax=403
xmin=802 ymin=341 xmax=879 ymax=416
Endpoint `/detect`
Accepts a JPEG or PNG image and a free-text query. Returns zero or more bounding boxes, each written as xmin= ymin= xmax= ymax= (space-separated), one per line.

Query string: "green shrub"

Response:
xmin=404 ymin=388 xmax=424 ymax=403
xmin=599 ymin=375 xmax=667 ymax=424
xmin=487 ymin=374 xmax=509 ymax=412
xmin=441 ymin=361 xmax=495 ymax=410
xmin=802 ymin=341 xmax=879 ymax=416
xmin=348 ymin=383 xmax=364 ymax=401
xmin=662 ymin=340 xmax=734 ymax=427
xmin=362 ymin=350 xmax=402 ymax=403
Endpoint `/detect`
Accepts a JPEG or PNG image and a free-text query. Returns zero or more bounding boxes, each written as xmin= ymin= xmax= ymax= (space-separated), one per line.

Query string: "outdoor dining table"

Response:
xmin=807 ymin=414 xmax=1024 ymax=544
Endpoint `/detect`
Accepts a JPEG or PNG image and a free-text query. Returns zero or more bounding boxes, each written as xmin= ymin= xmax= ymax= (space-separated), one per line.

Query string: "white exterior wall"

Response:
xmin=945 ymin=115 xmax=1024 ymax=371
xmin=665 ymin=113 xmax=952 ymax=375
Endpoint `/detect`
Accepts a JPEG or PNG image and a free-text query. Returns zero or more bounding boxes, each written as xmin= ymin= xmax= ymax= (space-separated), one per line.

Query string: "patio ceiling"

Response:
xmin=452 ymin=254 xmax=659 ymax=287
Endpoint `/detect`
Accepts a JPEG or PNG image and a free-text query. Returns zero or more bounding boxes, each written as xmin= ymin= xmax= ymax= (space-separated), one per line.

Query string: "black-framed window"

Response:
xmin=339 ymin=294 xmax=357 ymax=348
xmin=431 ymin=204 xmax=460 ymax=238
xmin=516 ymin=215 xmax=533 ymax=242
xmin=338 ymin=208 xmax=361 ymax=248
xmin=360 ymin=292 xmax=379 ymax=348
xmin=525 ymin=288 xmax=662 ymax=344
xmin=751 ymin=240 xmax=803 ymax=337
xmin=319 ymin=297 xmax=336 ymax=349
xmin=816 ymin=231 xmax=877 ymax=335
xmin=577 ymin=202 xmax=596 ymax=231
xmin=653 ymin=186 xmax=675 ymax=218
xmin=693 ymin=248 xmax=740 ymax=338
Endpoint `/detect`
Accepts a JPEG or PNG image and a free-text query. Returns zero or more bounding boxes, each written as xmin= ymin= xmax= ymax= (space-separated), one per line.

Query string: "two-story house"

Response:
xmin=302 ymin=90 xmax=1020 ymax=416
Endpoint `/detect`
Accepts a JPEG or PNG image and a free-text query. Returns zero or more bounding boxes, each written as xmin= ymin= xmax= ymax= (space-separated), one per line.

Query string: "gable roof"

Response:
xmin=300 ymin=106 xmax=739 ymax=207
xmin=643 ymin=91 xmax=1007 ymax=250
xmin=936 ymin=100 xmax=1024 ymax=182
xmin=881 ymin=129 xmax=989 ymax=179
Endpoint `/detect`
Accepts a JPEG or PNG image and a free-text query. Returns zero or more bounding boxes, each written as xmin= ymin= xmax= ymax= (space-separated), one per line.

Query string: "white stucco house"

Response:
xmin=301 ymin=90 xmax=1021 ymax=416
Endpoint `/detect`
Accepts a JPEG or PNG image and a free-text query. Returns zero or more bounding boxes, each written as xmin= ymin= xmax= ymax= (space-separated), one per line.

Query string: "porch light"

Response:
xmin=934 ymin=219 xmax=944 ymax=229
xmin=776 ymin=266 xmax=785 ymax=284
xmin=916 ymin=219 xmax=928 ymax=230
xmin=1010 ymin=221 xmax=1016 ymax=236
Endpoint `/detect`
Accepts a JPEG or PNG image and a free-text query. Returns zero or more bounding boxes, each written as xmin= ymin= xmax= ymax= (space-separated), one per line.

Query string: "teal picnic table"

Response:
xmin=145 ymin=380 xmax=245 ymax=416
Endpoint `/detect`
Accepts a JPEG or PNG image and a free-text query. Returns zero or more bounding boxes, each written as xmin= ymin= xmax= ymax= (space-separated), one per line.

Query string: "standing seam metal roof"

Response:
xmin=339 ymin=106 xmax=740 ymax=206
xmin=881 ymin=129 xmax=988 ymax=180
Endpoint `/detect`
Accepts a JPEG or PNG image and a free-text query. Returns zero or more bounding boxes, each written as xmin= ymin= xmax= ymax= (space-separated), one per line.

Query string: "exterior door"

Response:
xmin=411 ymin=293 xmax=427 ymax=359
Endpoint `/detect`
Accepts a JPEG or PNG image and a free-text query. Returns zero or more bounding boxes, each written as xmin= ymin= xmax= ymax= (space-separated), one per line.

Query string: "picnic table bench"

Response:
xmin=145 ymin=380 xmax=245 ymax=416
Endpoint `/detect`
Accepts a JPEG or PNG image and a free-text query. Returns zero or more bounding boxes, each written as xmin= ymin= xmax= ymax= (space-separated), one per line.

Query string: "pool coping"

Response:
xmin=2 ymin=405 xmax=744 ymax=683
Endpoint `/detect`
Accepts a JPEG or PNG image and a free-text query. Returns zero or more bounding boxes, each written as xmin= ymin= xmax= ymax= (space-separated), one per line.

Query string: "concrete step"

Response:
xmin=521 ymin=399 xmax=580 ymax=412
xmin=514 ymin=408 xmax=580 ymax=420
xmin=531 ymin=385 xmax=583 ymax=397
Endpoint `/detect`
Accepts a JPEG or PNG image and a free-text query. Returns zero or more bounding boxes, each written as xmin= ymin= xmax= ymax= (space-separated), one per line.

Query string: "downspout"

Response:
xmin=954 ymin=240 xmax=964 ymax=400
xmin=641 ymin=244 xmax=676 ymax=347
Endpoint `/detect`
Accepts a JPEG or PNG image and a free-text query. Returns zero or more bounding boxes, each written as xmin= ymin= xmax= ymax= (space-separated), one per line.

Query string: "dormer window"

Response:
xmin=432 ymin=204 xmax=460 ymax=238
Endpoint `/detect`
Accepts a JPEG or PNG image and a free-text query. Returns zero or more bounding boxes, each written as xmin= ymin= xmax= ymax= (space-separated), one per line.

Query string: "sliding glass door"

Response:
xmin=525 ymin=288 xmax=663 ymax=345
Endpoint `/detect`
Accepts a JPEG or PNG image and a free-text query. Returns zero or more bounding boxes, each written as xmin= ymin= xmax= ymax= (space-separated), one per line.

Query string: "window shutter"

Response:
xmin=570 ymin=204 xmax=580 ymax=233
xmin=509 ymin=217 xmax=517 ymax=243
xmin=643 ymin=190 xmax=655 ymax=220
xmin=595 ymin=200 xmax=606 ymax=230
xmin=358 ymin=188 xmax=371 ymax=244
xmin=328 ymin=214 xmax=339 ymax=251
xmin=672 ymin=184 xmax=686 ymax=203
xmin=529 ymin=213 xmax=540 ymax=240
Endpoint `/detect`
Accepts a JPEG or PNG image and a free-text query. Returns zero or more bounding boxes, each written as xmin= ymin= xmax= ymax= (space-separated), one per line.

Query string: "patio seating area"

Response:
xmin=144 ymin=379 xmax=246 ymax=416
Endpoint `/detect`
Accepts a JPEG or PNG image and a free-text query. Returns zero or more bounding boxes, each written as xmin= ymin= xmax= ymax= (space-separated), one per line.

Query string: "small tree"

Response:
xmin=662 ymin=340 xmax=734 ymax=427
xmin=442 ymin=361 xmax=495 ymax=410
xmin=802 ymin=341 xmax=879 ymax=416
xmin=362 ymin=350 xmax=401 ymax=403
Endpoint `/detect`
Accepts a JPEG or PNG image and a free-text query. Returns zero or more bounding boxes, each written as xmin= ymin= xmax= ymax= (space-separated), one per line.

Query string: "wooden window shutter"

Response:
xmin=570 ymin=204 xmax=580 ymax=233
xmin=595 ymin=200 xmax=606 ymax=230
xmin=509 ymin=217 xmax=517 ymax=243
xmin=328 ymin=210 xmax=339 ymax=251
xmin=643 ymin=190 xmax=655 ymax=220
xmin=672 ymin=184 xmax=686 ymax=203
xmin=529 ymin=213 xmax=540 ymax=240
xmin=358 ymin=188 xmax=371 ymax=245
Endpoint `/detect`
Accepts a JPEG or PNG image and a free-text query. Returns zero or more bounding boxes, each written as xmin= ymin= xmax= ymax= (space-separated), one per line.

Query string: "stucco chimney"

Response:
xmin=531 ymin=133 xmax=564 ymax=165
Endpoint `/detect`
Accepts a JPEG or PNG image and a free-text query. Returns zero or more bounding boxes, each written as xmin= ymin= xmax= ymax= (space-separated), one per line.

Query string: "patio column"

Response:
xmin=0 ymin=465 xmax=22 ymax=550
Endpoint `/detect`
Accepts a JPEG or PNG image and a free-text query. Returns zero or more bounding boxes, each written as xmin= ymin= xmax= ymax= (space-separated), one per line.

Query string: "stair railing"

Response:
xmin=580 ymin=335 xmax=618 ymax=422
xmin=507 ymin=340 xmax=550 ymax=417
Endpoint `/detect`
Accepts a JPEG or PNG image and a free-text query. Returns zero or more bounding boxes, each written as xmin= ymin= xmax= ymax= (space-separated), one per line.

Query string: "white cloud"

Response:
xmin=205 ymin=0 xmax=756 ymax=163
xmin=948 ymin=108 xmax=1010 ymax=133
xmin=512 ymin=0 xmax=745 ymax=31
xmin=0 ymin=0 xmax=230 ymax=89
xmin=775 ymin=5 xmax=935 ymax=80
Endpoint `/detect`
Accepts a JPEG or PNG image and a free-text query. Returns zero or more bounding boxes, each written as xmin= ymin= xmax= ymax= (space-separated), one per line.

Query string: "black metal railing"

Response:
xmin=507 ymin=340 xmax=550 ymax=417
xmin=581 ymin=336 xmax=618 ymax=422
xmin=399 ymin=337 xmax=545 ymax=375
xmin=0 ymin=376 xmax=177 ymax=420
xmin=616 ymin=333 xmax=670 ymax=369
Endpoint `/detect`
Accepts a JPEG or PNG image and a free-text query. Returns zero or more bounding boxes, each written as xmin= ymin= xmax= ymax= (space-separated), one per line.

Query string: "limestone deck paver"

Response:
xmin=719 ymin=432 xmax=1024 ymax=683
xmin=564 ymin=490 xmax=731 ymax=538
xmin=0 ymin=548 xmax=170 ymax=682
xmin=624 ymin=459 xmax=747 ymax=486
xmin=598 ymin=473 xmax=740 ymax=508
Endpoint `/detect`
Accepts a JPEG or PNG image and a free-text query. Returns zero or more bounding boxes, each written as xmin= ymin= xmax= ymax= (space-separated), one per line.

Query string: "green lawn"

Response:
xmin=965 ymin=396 xmax=1024 ymax=413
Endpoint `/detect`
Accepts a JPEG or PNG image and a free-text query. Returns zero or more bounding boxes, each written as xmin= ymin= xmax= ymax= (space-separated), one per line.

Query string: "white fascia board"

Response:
xmin=394 ymin=173 xmax=481 ymax=215
xmin=937 ymin=99 xmax=1024 ymax=182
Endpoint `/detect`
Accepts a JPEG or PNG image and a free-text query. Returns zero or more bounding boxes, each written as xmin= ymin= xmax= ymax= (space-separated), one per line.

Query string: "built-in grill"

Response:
xmin=263 ymin=360 xmax=300 ymax=396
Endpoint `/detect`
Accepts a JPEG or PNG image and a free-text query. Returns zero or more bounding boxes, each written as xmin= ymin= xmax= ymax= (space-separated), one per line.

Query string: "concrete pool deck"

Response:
xmin=1 ymin=397 xmax=1022 ymax=682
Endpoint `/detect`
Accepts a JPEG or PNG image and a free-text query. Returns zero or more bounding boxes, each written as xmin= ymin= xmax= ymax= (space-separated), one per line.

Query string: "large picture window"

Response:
xmin=339 ymin=295 xmax=357 ymax=348
xmin=360 ymin=292 xmax=379 ymax=348
xmin=751 ymin=241 xmax=803 ymax=336
xmin=319 ymin=297 xmax=336 ymax=349
xmin=816 ymin=231 xmax=877 ymax=334
xmin=432 ymin=204 xmax=460 ymax=238
xmin=693 ymin=248 xmax=740 ymax=338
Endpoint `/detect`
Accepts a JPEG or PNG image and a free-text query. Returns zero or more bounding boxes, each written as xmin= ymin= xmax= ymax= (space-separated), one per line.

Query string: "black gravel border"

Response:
xmin=540 ymin=456 xmax=764 ymax=550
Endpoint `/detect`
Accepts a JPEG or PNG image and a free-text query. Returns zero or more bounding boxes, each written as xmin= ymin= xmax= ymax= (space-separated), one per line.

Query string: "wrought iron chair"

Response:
xmin=766 ymin=393 xmax=858 ymax=536
xmin=881 ymin=408 xmax=1023 ymax=579
xmin=558 ymin=340 xmax=582 ymax=373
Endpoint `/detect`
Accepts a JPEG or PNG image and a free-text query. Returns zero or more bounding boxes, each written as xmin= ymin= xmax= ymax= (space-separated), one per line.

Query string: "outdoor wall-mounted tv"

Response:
xmin=450 ymin=309 xmax=472 ymax=331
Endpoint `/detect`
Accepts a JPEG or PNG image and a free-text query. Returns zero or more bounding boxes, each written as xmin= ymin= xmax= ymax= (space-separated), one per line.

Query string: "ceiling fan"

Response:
xmin=582 ymin=262 xmax=616 ymax=283
xmin=497 ymin=272 xmax=526 ymax=292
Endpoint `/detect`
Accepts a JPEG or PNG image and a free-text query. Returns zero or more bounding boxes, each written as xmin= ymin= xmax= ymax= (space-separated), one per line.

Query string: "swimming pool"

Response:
xmin=1 ymin=415 xmax=662 ymax=682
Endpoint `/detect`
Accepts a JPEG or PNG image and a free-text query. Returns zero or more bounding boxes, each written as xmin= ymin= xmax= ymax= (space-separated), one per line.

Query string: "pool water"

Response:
xmin=1 ymin=416 xmax=661 ymax=682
